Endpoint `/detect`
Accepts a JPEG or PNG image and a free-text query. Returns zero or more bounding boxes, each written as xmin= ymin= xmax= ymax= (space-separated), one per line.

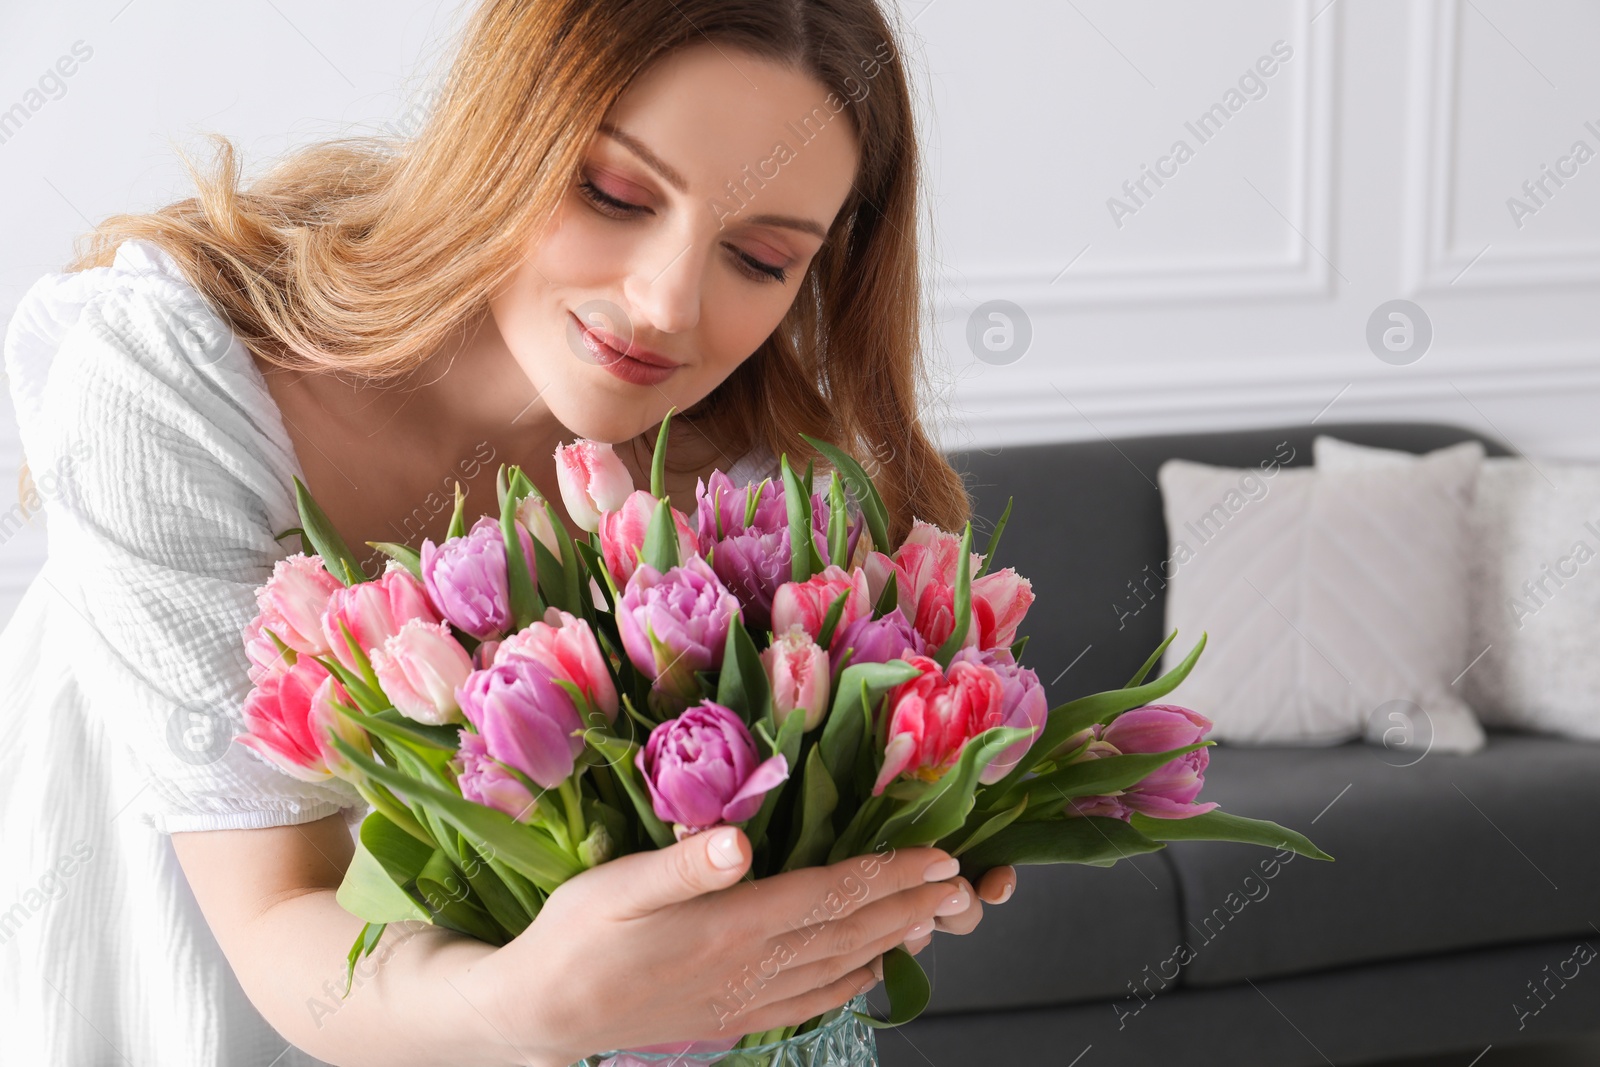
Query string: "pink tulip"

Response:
xmin=555 ymin=439 xmax=635 ymax=532
xmin=872 ymin=654 xmax=1006 ymax=796
xmin=864 ymin=521 xmax=1033 ymax=652
xmin=320 ymin=563 xmax=442 ymax=673
xmin=494 ymin=607 xmax=619 ymax=725
xmin=948 ymin=644 xmax=1048 ymax=784
xmin=370 ymin=618 xmax=475 ymax=725
xmin=253 ymin=553 xmax=343 ymax=657
xmin=453 ymin=729 xmax=540 ymax=824
xmin=1063 ymin=705 xmax=1220 ymax=821
xmin=515 ymin=491 xmax=563 ymax=559
xmin=770 ymin=565 xmax=870 ymax=648
xmin=237 ymin=653 xmax=367 ymax=782
xmin=762 ymin=625 xmax=830 ymax=731
xmin=308 ymin=674 xmax=374 ymax=778
xmin=598 ymin=490 xmax=699 ymax=586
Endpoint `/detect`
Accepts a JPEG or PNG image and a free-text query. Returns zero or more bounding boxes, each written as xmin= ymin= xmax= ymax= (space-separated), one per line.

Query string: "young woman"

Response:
xmin=0 ymin=1 xmax=1017 ymax=1063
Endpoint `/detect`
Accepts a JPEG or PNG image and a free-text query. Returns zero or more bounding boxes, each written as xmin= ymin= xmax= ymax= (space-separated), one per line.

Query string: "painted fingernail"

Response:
xmin=871 ymin=956 xmax=884 ymax=980
xmin=922 ymin=858 xmax=960 ymax=882
xmin=998 ymin=882 xmax=1014 ymax=904
xmin=906 ymin=919 xmax=934 ymax=939
xmin=934 ymin=888 xmax=969 ymax=916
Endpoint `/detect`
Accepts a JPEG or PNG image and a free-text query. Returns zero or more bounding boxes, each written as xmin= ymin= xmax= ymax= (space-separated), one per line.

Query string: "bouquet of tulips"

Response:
xmin=234 ymin=410 xmax=1331 ymax=1058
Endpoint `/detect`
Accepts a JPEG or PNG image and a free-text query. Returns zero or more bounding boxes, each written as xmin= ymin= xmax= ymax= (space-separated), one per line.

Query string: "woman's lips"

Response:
xmin=571 ymin=312 xmax=680 ymax=386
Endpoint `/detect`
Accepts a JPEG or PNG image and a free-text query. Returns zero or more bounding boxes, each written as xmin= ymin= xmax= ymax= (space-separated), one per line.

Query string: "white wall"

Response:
xmin=915 ymin=0 xmax=1600 ymax=461
xmin=2 ymin=0 xmax=1597 ymax=623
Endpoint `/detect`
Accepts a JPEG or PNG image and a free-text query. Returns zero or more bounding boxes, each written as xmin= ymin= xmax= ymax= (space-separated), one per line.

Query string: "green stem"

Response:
xmin=557 ymin=778 xmax=587 ymax=855
xmin=354 ymin=781 xmax=433 ymax=846
xmin=590 ymin=760 xmax=624 ymax=813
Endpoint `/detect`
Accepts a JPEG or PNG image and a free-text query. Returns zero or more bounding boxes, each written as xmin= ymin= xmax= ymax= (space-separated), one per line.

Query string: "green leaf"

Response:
xmin=341 ymin=921 xmax=388 ymax=998
xmin=715 ymin=617 xmax=770 ymax=726
xmin=365 ymin=541 xmax=423 ymax=583
xmin=817 ymin=660 xmax=921 ymax=789
xmin=799 ymin=433 xmax=892 ymax=562
xmin=956 ymin=816 xmax=1166 ymax=880
xmin=742 ymin=706 xmax=804 ymax=850
xmin=1126 ymin=630 xmax=1178 ymax=689
xmin=498 ymin=466 xmax=543 ymax=631
xmin=292 ymin=475 xmax=366 ymax=585
xmin=974 ymin=496 xmax=1012 ymax=580
xmin=826 ymin=471 xmax=849 ymax=567
xmin=1013 ymin=742 xmax=1214 ymax=817
xmin=850 ymin=947 xmax=929 ymax=1029
xmin=329 ymin=737 xmax=584 ymax=891
xmin=872 ymin=572 xmax=899 ymax=619
xmin=1129 ymin=810 xmax=1334 ymax=862
xmin=274 ymin=525 xmax=305 ymax=545
xmin=782 ymin=455 xmax=814 ymax=584
xmin=870 ymin=725 xmax=1037 ymax=851
xmin=930 ymin=523 xmax=974 ymax=668
xmin=336 ymin=815 xmax=434 ymax=926
xmin=780 ymin=744 xmax=839 ymax=872
xmin=814 ymin=588 xmax=851 ymax=653
xmin=651 ymin=409 xmax=675 ymax=501
xmin=446 ymin=481 xmax=467 ymax=541
xmin=945 ymin=794 xmax=1029 ymax=858
xmin=640 ymin=495 xmax=682 ymax=575
xmin=415 ymin=849 xmax=505 ymax=944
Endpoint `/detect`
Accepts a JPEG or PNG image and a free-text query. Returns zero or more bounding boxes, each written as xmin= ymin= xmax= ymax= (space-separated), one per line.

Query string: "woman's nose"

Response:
xmin=623 ymin=233 xmax=705 ymax=336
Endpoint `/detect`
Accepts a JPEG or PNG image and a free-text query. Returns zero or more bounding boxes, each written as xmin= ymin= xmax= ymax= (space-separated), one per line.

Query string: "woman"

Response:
xmin=0 ymin=1 xmax=1017 ymax=1064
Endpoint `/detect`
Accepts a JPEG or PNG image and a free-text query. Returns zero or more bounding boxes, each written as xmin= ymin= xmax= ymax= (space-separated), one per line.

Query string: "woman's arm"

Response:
xmin=171 ymin=813 xmax=561 ymax=1067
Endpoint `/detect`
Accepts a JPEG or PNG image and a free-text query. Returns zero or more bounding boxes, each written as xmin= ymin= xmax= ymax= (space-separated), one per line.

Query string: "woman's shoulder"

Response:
xmin=4 ymin=238 xmax=298 ymax=514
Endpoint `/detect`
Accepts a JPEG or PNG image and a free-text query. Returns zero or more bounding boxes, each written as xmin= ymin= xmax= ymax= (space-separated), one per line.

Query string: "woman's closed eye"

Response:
xmin=576 ymin=177 xmax=790 ymax=284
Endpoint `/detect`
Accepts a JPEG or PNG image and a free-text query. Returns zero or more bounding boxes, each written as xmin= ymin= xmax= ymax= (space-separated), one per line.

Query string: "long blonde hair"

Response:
xmin=22 ymin=0 xmax=972 ymax=549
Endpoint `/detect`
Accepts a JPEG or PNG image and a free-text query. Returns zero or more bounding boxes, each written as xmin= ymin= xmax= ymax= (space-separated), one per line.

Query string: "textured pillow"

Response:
xmin=1158 ymin=442 xmax=1487 ymax=753
xmin=1316 ymin=436 xmax=1600 ymax=742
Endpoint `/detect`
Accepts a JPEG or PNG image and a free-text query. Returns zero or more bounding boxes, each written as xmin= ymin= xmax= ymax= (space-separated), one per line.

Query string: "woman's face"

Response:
xmin=489 ymin=42 xmax=862 ymax=446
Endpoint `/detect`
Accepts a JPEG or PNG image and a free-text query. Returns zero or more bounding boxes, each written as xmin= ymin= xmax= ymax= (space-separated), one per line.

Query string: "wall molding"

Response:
xmin=1401 ymin=0 xmax=1600 ymax=294
xmin=933 ymin=0 xmax=1340 ymax=310
xmin=938 ymin=341 xmax=1600 ymax=451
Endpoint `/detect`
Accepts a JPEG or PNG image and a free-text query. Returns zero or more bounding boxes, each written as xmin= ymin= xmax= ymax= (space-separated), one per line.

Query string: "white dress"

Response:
xmin=0 ymin=237 xmax=780 ymax=1066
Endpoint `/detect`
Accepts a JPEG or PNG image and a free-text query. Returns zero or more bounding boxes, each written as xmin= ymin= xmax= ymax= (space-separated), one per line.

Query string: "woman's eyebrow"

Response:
xmin=597 ymin=121 xmax=830 ymax=242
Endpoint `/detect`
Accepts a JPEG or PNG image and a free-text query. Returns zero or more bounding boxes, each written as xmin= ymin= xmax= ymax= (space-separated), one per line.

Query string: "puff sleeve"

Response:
xmin=3 ymin=238 xmax=368 ymax=833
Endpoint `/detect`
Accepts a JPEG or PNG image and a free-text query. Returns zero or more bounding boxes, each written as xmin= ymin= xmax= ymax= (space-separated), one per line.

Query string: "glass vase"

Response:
xmin=576 ymin=994 xmax=879 ymax=1067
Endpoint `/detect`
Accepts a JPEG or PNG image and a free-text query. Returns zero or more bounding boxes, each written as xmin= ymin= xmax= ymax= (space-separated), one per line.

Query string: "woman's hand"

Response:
xmin=453 ymin=828 xmax=972 ymax=1067
xmin=900 ymin=864 xmax=1017 ymax=957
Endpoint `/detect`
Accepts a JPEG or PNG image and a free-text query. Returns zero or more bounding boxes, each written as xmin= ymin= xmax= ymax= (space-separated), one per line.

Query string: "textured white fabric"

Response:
xmin=1158 ymin=442 xmax=1488 ymax=753
xmin=0 ymin=236 xmax=778 ymax=1065
xmin=1316 ymin=437 xmax=1600 ymax=742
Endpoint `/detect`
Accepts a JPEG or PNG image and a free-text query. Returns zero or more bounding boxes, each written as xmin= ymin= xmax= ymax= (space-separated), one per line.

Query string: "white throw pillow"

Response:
xmin=1316 ymin=436 xmax=1600 ymax=742
xmin=1158 ymin=441 xmax=1487 ymax=754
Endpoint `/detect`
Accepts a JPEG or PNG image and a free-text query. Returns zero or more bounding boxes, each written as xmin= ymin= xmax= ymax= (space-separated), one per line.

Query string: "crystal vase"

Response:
xmin=575 ymin=994 xmax=879 ymax=1067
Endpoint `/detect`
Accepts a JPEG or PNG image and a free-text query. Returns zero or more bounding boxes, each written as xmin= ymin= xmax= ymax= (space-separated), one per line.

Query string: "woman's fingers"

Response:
xmin=931 ymin=876 xmax=984 ymax=934
xmin=976 ymin=865 xmax=1016 ymax=905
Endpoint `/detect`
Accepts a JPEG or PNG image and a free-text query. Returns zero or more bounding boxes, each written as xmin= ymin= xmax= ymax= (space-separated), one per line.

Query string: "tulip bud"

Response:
xmin=555 ymin=439 xmax=635 ymax=532
xmin=371 ymin=618 xmax=475 ymax=725
xmin=762 ymin=624 xmax=830 ymax=731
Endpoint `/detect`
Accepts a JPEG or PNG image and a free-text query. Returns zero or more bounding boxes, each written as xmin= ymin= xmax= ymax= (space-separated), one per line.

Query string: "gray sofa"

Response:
xmin=869 ymin=422 xmax=1600 ymax=1066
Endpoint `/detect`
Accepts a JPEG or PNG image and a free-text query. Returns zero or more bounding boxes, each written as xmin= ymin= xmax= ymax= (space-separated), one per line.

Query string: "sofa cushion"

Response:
xmin=1162 ymin=728 xmax=1600 ymax=987
xmin=920 ymin=853 xmax=1180 ymax=1013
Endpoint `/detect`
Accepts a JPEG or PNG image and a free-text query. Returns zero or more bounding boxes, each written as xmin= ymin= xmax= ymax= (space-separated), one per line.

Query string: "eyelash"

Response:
xmin=577 ymin=178 xmax=789 ymax=285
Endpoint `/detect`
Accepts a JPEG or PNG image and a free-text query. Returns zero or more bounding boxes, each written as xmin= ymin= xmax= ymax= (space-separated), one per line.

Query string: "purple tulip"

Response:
xmin=692 ymin=470 xmax=861 ymax=633
xmin=455 ymin=656 xmax=583 ymax=790
xmin=453 ymin=728 xmax=540 ymax=823
xmin=1064 ymin=704 xmax=1219 ymax=820
xmin=420 ymin=515 xmax=538 ymax=642
xmin=635 ymin=701 xmax=790 ymax=841
xmin=947 ymin=644 xmax=1048 ymax=784
xmin=616 ymin=555 xmax=740 ymax=713
xmin=830 ymin=606 xmax=928 ymax=679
